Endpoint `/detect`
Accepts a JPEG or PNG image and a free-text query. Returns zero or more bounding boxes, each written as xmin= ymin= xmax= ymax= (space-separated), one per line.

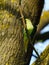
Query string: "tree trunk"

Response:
xmin=0 ymin=0 xmax=26 ymax=65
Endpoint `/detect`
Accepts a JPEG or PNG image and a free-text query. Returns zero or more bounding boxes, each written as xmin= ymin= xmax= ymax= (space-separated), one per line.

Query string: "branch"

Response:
xmin=37 ymin=19 xmax=49 ymax=32
xmin=32 ymin=45 xmax=49 ymax=65
xmin=36 ymin=32 xmax=49 ymax=42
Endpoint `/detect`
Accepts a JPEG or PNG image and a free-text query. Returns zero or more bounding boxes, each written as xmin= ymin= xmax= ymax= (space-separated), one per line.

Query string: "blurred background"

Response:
xmin=30 ymin=0 xmax=49 ymax=65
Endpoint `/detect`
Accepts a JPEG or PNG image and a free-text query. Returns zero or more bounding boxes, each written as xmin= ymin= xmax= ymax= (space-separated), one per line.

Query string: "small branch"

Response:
xmin=32 ymin=54 xmax=38 ymax=58
xmin=36 ymin=32 xmax=49 ymax=42
xmin=19 ymin=0 xmax=26 ymax=29
xmin=32 ymin=45 xmax=49 ymax=65
xmin=19 ymin=5 xmax=26 ymax=28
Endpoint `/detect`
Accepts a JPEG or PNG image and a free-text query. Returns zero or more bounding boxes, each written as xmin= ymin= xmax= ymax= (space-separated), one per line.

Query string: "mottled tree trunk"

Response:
xmin=0 ymin=0 xmax=25 ymax=65
xmin=0 ymin=10 xmax=25 ymax=65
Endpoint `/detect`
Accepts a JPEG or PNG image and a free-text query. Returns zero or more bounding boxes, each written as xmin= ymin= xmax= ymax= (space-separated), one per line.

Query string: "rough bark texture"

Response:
xmin=0 ymin=0 xmax=25 ymax=65
xmin=0 ymin=10 xmax=25 ymax=65
xmin=32 ymin=45 xmax=49 ymax=65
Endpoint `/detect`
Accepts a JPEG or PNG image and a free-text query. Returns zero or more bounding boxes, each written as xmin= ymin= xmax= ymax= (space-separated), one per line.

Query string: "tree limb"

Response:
xmin=32 ymin=45 xmax=49 ymax=65
xmin=36 ymin=32 xmax=49 ymax=42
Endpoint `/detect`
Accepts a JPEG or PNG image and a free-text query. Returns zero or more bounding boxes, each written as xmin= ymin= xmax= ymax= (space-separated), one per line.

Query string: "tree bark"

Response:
xmin=21 ymin=0 xmax=44 ymax=26
xmin=0 ymin=0 xmax=26 ymax=65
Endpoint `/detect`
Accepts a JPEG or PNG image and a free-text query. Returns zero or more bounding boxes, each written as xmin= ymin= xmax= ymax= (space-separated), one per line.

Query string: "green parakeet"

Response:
xmin=24 ymin=19 xmax=34 ymax=52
